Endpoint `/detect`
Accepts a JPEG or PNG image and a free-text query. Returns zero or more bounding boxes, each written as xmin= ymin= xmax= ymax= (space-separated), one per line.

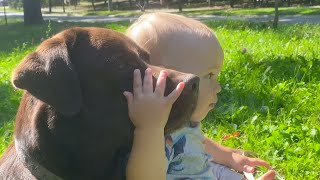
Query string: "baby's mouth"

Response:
xmin=209 ymin=103 xmax=216 ymax=107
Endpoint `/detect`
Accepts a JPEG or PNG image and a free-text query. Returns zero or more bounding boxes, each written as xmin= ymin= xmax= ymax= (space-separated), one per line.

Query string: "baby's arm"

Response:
xmin=124 ymin=69 xmax=184 ymax=180
xmin=203 ymin=137 xmax=237 ymax=167
xmin=204 ymin=137 xmax=276 ymax=180
xmin=204 ymin=137 xmax=271 ymax=172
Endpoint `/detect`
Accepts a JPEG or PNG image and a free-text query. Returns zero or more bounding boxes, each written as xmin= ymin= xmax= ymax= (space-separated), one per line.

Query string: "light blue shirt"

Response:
xmin=165 ymin=124 xmax=243 ymax=180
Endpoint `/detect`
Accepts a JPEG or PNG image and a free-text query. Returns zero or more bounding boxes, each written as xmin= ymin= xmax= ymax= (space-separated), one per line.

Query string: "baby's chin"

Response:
xmin=190 ymin=111 xmax=209 ymax=123
xmin=191 ymin=104 xmax=217 ymax=123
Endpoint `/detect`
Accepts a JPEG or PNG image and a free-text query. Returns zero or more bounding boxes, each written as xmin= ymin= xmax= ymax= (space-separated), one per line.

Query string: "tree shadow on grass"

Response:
xmin=255 ymin=55 xmax=320 ymax=83
xmin=0 ymin=20 xmax=130 ymax=53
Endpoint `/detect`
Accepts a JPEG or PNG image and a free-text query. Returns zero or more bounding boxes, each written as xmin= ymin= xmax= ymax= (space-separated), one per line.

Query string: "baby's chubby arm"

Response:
xmin=204 ymin=137 xmax=275 ymax=179
xmin=124 ymin=68 xmax=185 ymax=180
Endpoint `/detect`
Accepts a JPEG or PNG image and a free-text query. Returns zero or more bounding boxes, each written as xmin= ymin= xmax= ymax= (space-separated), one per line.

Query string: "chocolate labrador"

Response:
xmin=0 ymin=27 xmax=199 ymax=180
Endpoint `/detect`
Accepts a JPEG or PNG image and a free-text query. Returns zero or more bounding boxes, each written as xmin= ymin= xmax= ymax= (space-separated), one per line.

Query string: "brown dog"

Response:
xmin=0 ymin=27 xmax=199 ymax=180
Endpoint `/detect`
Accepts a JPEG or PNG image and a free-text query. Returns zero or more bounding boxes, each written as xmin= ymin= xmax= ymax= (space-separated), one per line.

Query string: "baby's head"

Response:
xmin=127 ymin=13 xmax=224 ymax=123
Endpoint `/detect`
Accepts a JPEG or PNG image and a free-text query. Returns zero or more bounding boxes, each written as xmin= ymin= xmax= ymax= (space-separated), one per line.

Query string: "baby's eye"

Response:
xmin=206 ymin=72 xmax=214 ymax=79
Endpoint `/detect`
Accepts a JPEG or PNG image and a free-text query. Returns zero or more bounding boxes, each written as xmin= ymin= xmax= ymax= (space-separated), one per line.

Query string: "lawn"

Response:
xmin=0 ymin=19 xmax=319 ymax=179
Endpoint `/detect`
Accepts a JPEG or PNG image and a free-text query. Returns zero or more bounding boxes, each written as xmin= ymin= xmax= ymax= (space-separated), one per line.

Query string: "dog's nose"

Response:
xmin=183 ymin=74 xmax=199 ymax=95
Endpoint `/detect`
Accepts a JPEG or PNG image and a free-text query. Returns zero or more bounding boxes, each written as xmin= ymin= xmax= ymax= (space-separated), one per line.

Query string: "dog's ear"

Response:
xmin=12 ymin=39 xmax=82 ymax=116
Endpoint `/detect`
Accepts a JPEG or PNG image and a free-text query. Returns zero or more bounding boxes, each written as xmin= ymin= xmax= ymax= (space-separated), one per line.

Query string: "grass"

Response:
xmin=0 ymin=19 xmax=319 ymax=179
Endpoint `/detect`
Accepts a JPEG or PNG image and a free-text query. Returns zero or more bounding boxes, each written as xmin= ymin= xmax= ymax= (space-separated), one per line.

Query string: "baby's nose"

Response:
xmin=214 ymin=83 xmax=221 ymax=93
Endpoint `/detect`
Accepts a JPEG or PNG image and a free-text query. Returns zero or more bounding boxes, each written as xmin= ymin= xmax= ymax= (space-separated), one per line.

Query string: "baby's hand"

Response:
xmin=231 ymin=152 xmax=271 ymax=173
xmin=123 ymin=68 xmax=185 ymax=131
xmin=230 ymin=153 xmax=275 ymax=180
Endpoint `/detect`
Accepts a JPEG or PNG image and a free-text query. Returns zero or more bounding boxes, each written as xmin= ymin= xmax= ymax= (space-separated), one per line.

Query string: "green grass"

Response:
xmin=0 ymin=19 xmax=319 ymax=179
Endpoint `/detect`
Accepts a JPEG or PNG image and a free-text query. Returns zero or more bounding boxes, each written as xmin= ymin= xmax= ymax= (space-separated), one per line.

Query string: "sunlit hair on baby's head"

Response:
xmin=126 ymin=13 xmax=223 ymax=72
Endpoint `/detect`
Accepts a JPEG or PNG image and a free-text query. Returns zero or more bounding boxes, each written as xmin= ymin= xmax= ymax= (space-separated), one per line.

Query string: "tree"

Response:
xmin=108 ymin=0 xmax=113 ymax=11
xmin=91 ymin=0 xmax=96 ymax=10
xmin=62 ymin=0 xmax=65 ymax=13
xmin=3 ymin=0 xmax=8 ymax=25
xmin=69 ymin=0 xmax=78 ymax=9
xmin=137 ymin=0 xmax=147 ymax=12
xmin=230 ymin=0 xmax=234 ymax=8
xmin=129 ymin=0 xmax=132 ymax=8
xmin=273 ymin=0 xmax=279 ymax=28
xmin=177 ymin=0 xmax=182 ymax=12
xmin=23 ymin=0 xmax=43 ymax=25
xmin=48 ymin=0 xmax=52 ymax=13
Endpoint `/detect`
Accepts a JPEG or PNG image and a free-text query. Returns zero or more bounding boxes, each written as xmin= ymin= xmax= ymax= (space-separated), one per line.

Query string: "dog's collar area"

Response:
xmin=17 ymin=152 xmax=63 ymax=180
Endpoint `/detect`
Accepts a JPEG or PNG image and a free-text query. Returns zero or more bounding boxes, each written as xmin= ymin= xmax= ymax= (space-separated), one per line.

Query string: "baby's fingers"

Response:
xmin=248 ymin=158 xmax=272 ymax=170
xmin=256 ymin=170 xmax=276 ymax=180
xmin=123 ymin=91 xmax=133 ymax=105
xmin=154 ymin=70 xmax=168 ymax=97
xmin=133 ymin=69 xmax=142 ymax=97
xmin=165 ymin=82 xmax=185 ymax=104
xmin=143 ymin=68 xmax=153 ymax=94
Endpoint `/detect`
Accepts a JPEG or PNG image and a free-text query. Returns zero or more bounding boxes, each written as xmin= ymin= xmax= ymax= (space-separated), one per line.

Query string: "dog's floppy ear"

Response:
xmin=12 ymin=39 xmax=82 ymax=116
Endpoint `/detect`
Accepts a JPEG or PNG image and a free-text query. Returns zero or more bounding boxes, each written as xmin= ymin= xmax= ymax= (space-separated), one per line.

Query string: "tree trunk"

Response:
xmin=208 ymin=0 xmax=211 ymax=7
xmin=49 ymin=0 xmax=52 ymax=13
xmin=230 ymin=0 xmax=234 ymax=8
xmin=178 ymin=0 xmax=182 ymax=12
xmin=138 ymin=0 xmax=146 ymax=12
xmin=108 ymin=0 xmax=113 ymax=11
xmin=273 ymin=0 xmax=279 ymax=28
xmin=3 ymin=2 xmax=7 ymax=25
xmin=129 ymin=0 xmax=132 ymax=7
xmin=91 ymin=0 xmax=96 ymax=10
xmin=70 ymin=0 xmax=77 ymax=9
xmin=23 ymin=0 xmax=43 ymax=25
xmin=62 ymin=0 xmax=65 ymax=13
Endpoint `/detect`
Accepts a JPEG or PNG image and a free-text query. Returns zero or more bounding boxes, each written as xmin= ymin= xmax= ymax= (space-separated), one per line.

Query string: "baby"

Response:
xmin=125 ymin=13 xmax=275 ymax=180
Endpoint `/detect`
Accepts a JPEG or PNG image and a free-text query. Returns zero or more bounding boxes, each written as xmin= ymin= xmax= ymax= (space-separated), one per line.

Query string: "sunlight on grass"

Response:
xmin=0 ymin=20 xmax=319 ymax=179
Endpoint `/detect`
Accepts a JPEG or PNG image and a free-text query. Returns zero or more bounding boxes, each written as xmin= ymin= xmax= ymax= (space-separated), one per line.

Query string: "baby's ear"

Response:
xmin=12 ymin=41 xmax=82 ymax=116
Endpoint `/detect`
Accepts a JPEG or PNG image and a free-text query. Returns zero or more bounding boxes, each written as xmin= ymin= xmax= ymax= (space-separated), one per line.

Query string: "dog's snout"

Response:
xmin=183 ymin=75 xmax=199 ymax=95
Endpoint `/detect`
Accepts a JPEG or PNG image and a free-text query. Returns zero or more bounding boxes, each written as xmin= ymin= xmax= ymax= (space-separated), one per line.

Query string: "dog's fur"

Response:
xmin=0 ymin=27 xmax=199 ymax=180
